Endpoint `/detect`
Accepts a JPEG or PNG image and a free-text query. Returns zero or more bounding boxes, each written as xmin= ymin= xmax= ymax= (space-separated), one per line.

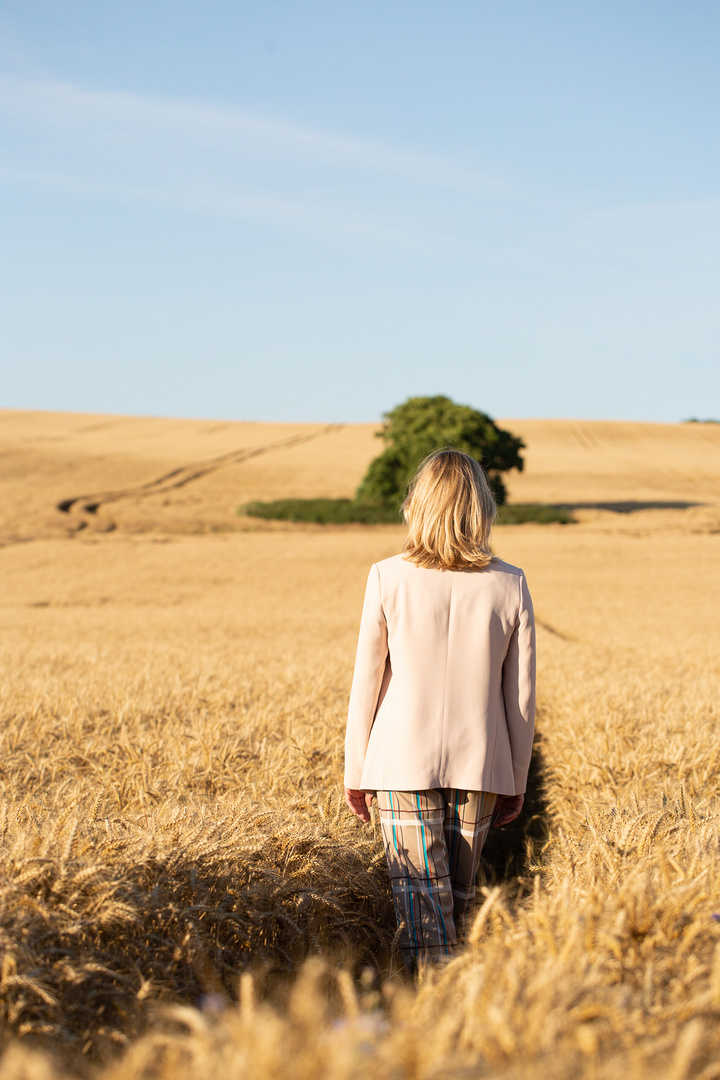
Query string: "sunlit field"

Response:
xmin=1 ymin=410 xmax=719 ymax=1080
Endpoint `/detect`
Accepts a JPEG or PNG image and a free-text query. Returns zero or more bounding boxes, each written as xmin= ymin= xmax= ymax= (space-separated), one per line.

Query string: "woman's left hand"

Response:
xmin=345 ymin=787 xmax=373 ymax=823
xmin=492 ymin=793 xmax=524 ymax=827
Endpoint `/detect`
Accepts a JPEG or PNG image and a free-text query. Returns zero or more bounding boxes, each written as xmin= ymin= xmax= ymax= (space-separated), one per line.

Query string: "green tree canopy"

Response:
xmin=355 ymin=395 xmax=524 ymax=507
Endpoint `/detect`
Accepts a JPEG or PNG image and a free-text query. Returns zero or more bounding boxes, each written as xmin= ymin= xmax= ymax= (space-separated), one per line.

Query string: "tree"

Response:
xmin=356 ymin=395 xmax=524 ymax=507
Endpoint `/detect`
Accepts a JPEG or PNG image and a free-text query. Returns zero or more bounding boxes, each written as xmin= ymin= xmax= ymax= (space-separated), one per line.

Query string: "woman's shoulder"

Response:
xmin=370 ymin=554 xmax=405 ymax=583
xmin=375 ymin=553 xmax=406 ymax=571
xmin=488 ymin=557 xmax=526 ymax=579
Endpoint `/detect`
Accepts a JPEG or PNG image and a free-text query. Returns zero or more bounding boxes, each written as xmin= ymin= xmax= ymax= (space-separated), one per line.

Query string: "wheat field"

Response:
xmin=1 ymin=410 xmax=719 ymax=1080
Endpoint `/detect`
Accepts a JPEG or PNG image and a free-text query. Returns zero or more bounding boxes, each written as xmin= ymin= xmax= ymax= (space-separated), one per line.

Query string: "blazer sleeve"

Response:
xmin=501 ymin=571 xmax=536 ymax=794
xmin=344 ymin=564 xmax=389 ymax=789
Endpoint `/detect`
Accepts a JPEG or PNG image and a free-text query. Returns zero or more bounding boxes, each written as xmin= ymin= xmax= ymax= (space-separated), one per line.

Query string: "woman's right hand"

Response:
xmin=344 ymin=787 xmax=373 ymax=823
xmin=492 ymin=793 xmax=524 ymax=827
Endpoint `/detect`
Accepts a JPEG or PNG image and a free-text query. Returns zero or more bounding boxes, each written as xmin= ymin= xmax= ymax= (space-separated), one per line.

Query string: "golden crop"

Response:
xmin=1 ymin=411 xmax=719 ymax=1079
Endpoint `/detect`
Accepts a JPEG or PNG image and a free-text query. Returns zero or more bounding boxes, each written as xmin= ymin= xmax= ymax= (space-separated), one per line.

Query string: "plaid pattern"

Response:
xmin=376 ymin=788 xmax=497 ymax=967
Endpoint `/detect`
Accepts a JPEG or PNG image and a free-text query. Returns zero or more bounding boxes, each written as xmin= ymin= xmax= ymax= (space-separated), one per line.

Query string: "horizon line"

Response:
xmin=0 ymin=405 xmax=711 ymax=427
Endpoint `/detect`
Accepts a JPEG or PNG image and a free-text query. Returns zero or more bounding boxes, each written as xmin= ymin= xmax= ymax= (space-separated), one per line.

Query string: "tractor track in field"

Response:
xmin=55 ymin=424 xmax=345 ymax=520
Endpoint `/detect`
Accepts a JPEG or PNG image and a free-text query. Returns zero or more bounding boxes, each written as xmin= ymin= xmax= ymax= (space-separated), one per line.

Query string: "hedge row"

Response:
xmin=241 ymin=499 xmax=574 ymax=525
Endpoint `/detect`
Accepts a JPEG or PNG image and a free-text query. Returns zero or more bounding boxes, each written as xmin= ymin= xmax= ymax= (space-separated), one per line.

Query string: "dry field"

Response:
xmin=1 ymin=410 xmax=719 ymax=1080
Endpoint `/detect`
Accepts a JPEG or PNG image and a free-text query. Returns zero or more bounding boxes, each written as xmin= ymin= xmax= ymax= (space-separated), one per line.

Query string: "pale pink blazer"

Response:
xmin=344 ymin=554 xmax=536 ymax=796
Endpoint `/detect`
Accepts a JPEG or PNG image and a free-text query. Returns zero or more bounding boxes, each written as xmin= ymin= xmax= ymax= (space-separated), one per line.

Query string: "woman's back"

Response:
xmin=345 ymin=554 xmax=535 ymax=795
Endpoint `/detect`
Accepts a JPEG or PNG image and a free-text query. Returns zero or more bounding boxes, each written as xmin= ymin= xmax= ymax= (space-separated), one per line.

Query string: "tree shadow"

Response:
xmin=480 ymin=728 xmax=550 ymax=893
xmin=550 ymin=500 xmax=702 ymax=513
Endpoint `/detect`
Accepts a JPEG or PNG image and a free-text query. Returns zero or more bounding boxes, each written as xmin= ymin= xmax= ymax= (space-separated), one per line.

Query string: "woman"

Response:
xmin=344 ymin=448 xmax=536 ymax=970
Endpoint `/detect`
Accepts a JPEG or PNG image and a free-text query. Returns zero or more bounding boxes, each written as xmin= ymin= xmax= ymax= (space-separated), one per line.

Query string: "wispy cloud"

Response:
xmin=0 ymin=164 xmax=436 ymax=251
xmin=1 ymin=76 xmax=487 ymax=189
xmin=0 ymin=75 xmax=504 ymax=250
xmin=2 ymin=74 xmax=718 ymax=272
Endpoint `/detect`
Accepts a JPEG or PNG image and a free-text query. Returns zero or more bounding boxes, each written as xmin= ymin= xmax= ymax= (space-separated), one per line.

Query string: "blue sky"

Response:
xmin=1 ymin=1 xmax=718 ymax=423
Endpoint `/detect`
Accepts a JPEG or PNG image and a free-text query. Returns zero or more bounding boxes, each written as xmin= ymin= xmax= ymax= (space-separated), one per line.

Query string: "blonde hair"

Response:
xmin=402 ymin=449 xmax=497 ymax=570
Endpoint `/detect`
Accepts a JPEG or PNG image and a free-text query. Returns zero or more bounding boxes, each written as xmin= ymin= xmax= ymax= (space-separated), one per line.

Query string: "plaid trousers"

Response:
xmin=376 ymin=789 xmax=497 ymax=968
